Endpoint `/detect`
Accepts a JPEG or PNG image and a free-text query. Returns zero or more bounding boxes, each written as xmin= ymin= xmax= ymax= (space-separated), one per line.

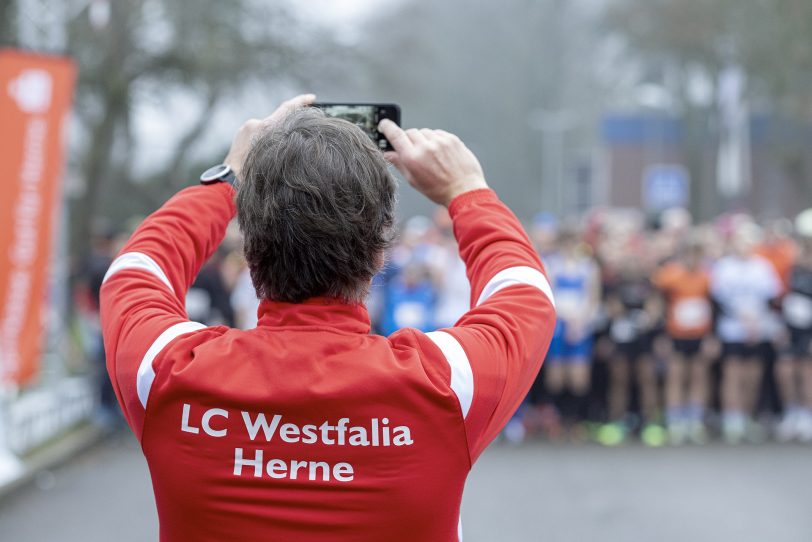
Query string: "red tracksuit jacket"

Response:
xmin=101 ymin=182 xmax=556 ymax=541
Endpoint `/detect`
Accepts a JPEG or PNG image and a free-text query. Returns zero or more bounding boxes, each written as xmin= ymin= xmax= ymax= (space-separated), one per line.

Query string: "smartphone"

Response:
xmin=313 ymin=103 xmax=401 ymax=151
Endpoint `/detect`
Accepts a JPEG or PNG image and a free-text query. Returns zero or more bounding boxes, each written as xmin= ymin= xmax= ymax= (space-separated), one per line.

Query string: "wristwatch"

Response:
xmin=200 ymin=163 xmax=238 ymax=186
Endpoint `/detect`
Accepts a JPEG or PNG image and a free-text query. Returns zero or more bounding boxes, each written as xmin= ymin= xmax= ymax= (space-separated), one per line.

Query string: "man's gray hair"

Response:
xmin=236 ymin=107 xmax=397 ymax=304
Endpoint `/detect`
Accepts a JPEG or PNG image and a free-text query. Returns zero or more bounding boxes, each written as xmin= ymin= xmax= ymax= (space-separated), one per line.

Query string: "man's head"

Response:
xmin=236 ymin=107 xmax=397 ymax=304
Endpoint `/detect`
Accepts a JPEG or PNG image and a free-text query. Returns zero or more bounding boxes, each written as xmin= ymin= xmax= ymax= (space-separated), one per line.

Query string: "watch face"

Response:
xmin=200 ymin=164 xmax=231 ymax=183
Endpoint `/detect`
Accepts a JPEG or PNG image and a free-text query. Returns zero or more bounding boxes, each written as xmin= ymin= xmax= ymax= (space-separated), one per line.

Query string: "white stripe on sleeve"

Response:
xmin=136 ymin=321 xmax=206 ymax=408
xmin=103 ymin=252 xmax=174 ymax=293
xmin=426 ymin=331 xmax=474 ymax=418
xmin=475 ymin=265 xmax=555 ymax=308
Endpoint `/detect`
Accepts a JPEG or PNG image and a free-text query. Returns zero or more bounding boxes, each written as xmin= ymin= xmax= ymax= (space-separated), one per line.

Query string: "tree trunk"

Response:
xmin=70 ymin=87 xmax=128 ymax=266
xmin=0 ymin=0 xmax=16 ymax=45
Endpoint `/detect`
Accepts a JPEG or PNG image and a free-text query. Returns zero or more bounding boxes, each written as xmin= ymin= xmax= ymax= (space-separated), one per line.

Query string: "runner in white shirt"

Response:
xmin=432 ymin=209 xmax=471 ymax=329
xmin=711 ymin=225 xmax=783 ymax=444
xmin=231 ymin=266 xmax=260 ymax=329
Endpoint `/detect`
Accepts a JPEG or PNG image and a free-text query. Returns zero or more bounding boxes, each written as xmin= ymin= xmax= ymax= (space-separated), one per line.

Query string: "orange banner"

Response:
xmin=0 ymin=49 xmax=75 ymax=386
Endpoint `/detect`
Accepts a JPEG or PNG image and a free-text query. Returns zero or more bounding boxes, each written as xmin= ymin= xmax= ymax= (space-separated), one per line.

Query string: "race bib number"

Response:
xmin=610 ymin=318 xmax=637 ymax=343
xmin=673 ymin=298 xmax=711 ymax=329
xmin=394 ymin=302 xmax=429 ymax=330
xmin=783 ymin=293 xmax=812 ymax=329
xmin=555 ymin=290 xmax=583 ymax=318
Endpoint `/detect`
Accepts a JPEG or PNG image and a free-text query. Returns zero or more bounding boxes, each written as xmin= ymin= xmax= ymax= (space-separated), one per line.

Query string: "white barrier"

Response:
xmin=0 ymin=385 xmax=24 ymax=487
xmin=3 ymin=376 xmax=97 ymax=456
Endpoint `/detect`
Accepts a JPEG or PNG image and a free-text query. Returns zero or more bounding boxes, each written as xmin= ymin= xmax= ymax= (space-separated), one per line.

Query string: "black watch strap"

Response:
xmin=220 ymin=169 xmax=238 ymax=186
xmin=200 ymin=163 xmax=238 ymax=186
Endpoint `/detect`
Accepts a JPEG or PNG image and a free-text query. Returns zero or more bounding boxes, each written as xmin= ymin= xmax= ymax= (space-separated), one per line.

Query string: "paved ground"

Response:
xmin=1 ymin=434 xmax=810 ymax=541
xmin=463 ymin=443 xmax=812 ymax=542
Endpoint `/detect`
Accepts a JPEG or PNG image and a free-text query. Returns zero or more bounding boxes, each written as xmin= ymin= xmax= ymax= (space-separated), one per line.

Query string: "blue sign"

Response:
xmin=642 ymin=165 xmax=689 ymax=212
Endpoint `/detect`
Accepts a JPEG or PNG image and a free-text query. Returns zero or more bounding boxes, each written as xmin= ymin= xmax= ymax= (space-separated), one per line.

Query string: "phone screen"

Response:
xmin=313 ymin=103 xmax=400 ymax=151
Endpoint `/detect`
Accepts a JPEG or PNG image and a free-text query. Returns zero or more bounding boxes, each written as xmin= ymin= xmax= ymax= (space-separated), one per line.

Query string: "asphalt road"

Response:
xmin=1 ymin=434 xmax=810 ymax=542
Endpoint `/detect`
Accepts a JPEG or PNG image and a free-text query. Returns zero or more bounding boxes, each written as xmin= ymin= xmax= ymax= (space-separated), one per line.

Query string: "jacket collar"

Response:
xmin=257 ymin=297 xmax=371 ymax=334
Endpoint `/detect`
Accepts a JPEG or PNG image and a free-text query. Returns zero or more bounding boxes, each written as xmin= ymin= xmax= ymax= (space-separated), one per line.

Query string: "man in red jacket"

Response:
xmin=101 ymin=94 xmax=556 ymax=541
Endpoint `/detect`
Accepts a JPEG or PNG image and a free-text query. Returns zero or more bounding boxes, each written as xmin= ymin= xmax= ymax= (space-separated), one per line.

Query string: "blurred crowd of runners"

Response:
xmin=77 ymin=204 xmax=812 ymax=447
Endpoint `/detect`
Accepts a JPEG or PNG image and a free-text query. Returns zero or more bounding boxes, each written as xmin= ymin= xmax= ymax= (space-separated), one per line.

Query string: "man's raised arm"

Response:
xmin=380 ymin=120 xmax=557 ymax=462
xmin=100 ymin=94 xmax=315 ymax=435
xmin=100 ymin=177 xmax=234 ymax=435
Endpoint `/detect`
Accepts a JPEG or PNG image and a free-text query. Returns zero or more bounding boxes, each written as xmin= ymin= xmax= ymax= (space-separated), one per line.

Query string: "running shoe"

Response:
xmin=641 ymin=423 xmax=668 ymax=447
xmin=775 ymin=410 xmax=800 ymax=442
xmin=795 ymin=410 xmax=812 ymax=443
xmin=745 ymin=419 xmax=767 ymax=444
xmin=566 ymin=422 xmax=590 ymax=445
xmin=667 ymin=421 xmax=688 ymax=446
xmin=687 ymin=421 xmax=708 ymax=445
xmin=722 ymin=413 xmax=746 ymax=445
xmin=596 ymin=422 xmax=627 ymax=446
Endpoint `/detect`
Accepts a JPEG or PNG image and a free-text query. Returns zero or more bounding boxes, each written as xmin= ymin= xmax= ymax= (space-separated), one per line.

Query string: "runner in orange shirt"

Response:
xmin=653 ymin=239 xmax=714 ymax=444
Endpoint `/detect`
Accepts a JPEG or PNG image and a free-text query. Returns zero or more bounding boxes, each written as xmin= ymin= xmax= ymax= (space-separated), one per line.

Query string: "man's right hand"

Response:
xmin=378 ymin=119 xmax=488 ymax=207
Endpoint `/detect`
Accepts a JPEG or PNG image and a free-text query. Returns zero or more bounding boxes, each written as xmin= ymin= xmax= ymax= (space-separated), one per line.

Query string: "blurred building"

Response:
xmin=596 ymin=113 xmax=812 ymax=221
